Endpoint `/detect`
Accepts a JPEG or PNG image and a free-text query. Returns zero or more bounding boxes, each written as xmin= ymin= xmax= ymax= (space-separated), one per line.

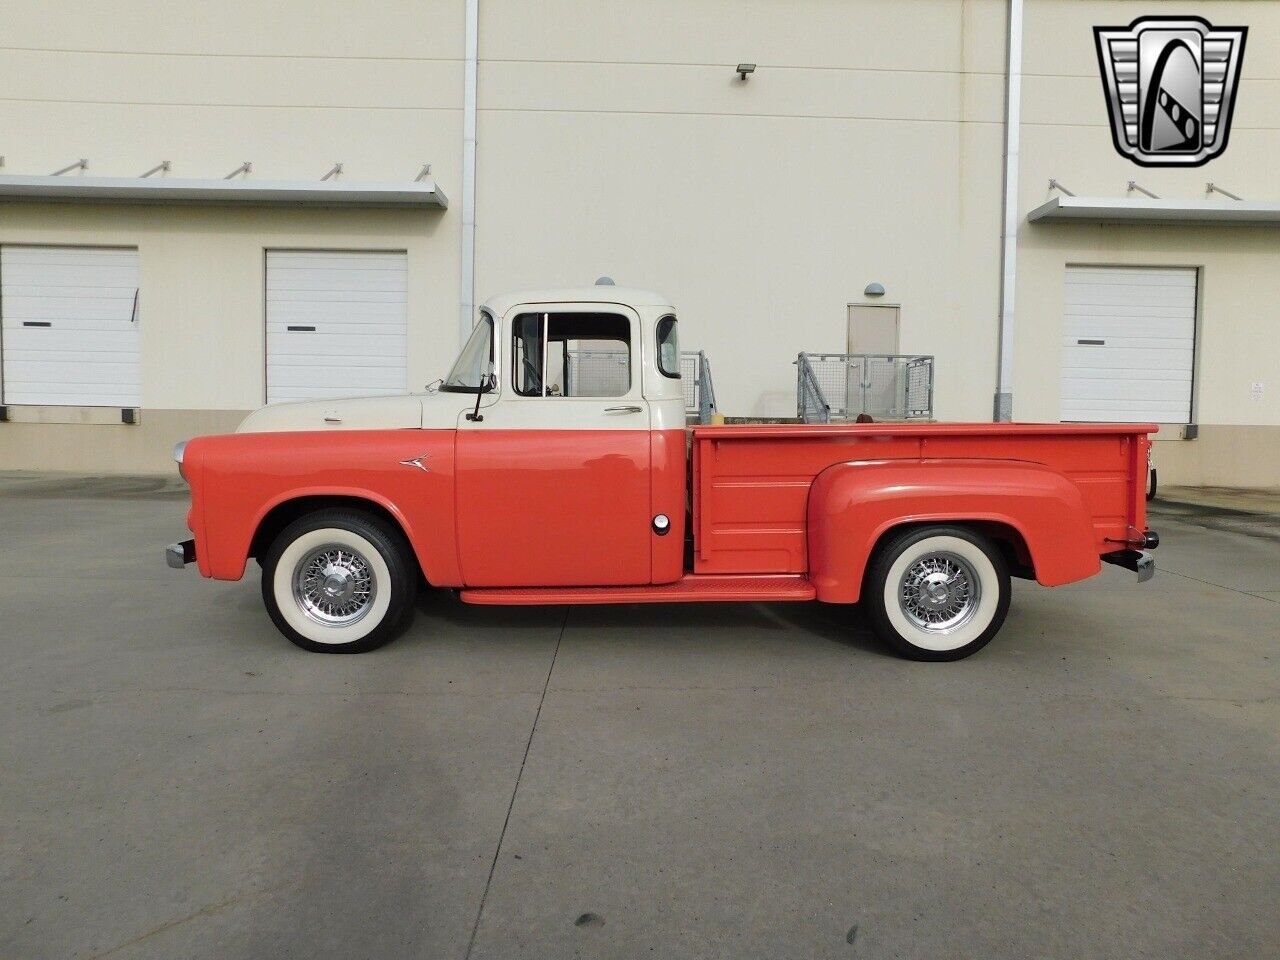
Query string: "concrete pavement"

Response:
xmin=1 ymin=475 xmax=1277 ymax=959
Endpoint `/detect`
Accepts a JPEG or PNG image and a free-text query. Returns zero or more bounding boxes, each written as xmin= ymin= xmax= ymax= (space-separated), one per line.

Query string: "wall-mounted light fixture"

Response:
xmin=736 ymin=63 xmax=756 ymax=81
xmin=864 ymin=282 xmax=886 ymax=297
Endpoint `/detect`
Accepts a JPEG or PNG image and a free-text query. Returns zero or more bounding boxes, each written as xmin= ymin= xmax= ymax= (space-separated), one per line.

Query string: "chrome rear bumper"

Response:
xmin=166 ymin=539 xmax=196 ymax=569
xmin=1102 ymin=548 xmax=1155 ymax=583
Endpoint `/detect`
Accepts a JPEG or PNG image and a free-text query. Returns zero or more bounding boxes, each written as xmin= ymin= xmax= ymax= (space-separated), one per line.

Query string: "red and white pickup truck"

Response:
xmin=167 ymin=286 xmax=1158 ymax=661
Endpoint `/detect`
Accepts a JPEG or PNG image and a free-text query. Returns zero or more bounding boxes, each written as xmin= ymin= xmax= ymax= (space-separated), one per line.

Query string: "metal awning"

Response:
xmin=1028 ymin=195 xmax=1280 ymax=225
xmin=0 ymin=175 xmax=447 ymax=209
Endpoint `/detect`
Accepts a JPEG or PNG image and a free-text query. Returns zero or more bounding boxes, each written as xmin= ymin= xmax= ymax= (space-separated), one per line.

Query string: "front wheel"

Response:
xmin=863 ymin=526 xmax=1010 ymax=661
xmin=261 ymin=509 xmax=418 ymax=653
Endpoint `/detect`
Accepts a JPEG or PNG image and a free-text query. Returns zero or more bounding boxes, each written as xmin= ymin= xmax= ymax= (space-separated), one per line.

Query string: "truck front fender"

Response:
xmin=807 ymin=459 xmax=1101 ymax=603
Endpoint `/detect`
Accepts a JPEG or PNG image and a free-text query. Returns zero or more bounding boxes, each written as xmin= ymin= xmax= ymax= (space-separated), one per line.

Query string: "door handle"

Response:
xmin=605 ymin=405 xmax=643 ymax=413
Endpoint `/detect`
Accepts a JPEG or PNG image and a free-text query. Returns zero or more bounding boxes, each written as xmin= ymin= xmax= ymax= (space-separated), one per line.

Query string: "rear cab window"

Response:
xmin=656 ymin=316 xmax=680 ymax=378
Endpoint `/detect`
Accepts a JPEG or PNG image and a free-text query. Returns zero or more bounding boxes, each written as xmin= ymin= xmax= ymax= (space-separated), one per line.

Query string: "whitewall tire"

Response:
xmin=863 ymin=526 xmax=1010 ymax=661
xmin=261 ymin=509 xmax=417 ymax=653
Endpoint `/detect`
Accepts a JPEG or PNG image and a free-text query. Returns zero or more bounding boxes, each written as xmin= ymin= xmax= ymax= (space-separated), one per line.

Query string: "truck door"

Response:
xmin=455 ymin=305 xmax=652 ymax=586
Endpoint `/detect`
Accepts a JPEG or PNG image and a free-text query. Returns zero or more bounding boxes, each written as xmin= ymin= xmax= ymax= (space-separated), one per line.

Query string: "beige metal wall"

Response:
xmin=0 ymin=0 xmax=462 ymax=472
xmin=474 ymin=0 xmax=1007 ymax=420
xmin=0 ymin=205 xmax=455 ymax=472
xmin=0 ymin=0 xmax=1277 ymax=486
xmin=1014 ymin=1 xmax=1280 ymax=485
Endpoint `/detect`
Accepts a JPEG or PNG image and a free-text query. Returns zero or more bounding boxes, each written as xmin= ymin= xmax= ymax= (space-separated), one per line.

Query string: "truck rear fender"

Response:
xmin=806 ymin=459 xmax=1101 ymax=603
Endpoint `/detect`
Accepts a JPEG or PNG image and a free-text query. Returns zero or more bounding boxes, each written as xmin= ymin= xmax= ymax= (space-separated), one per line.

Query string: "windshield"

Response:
xmin=442 ymin=312 xmax=495 ymax=392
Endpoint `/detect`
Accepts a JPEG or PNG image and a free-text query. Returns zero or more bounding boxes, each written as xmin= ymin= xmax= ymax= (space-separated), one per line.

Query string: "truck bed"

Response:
xmin=691 ymin=422 xmax=1153 ymax=575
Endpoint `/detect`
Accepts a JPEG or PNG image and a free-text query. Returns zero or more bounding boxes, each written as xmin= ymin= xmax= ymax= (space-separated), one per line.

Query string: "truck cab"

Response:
xmin=169 ymin=287 xmax=1158 ymax=662
xmin=438 ymin=288 xmax=689 ymax=588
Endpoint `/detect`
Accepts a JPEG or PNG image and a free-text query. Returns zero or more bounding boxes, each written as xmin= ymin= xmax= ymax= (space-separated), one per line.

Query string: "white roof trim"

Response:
xmin=0 ymin=175 xmax=447 ymax=209
xmin=1028 ymin=195 xmax=1280 ymax=225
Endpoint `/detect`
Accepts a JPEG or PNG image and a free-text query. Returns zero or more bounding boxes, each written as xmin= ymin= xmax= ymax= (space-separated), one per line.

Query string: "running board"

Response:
xmin=459 ymin=574 xmax=816 ymax=606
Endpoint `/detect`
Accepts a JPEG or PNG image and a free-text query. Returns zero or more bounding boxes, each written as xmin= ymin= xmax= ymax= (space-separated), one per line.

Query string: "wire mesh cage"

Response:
xmin=797 ymin=353 xmax=934 ymax=423
xmin=680 ymin=351 xmax=717 ymax=423
xmin=564 ymin=348 xmax=629 ymax=397
xmin=563 ymin=349 xmax=717 ymax=422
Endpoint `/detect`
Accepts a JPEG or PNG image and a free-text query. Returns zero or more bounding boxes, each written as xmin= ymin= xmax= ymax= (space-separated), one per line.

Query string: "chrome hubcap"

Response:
xmin=293 ymin=545 xmax=375 ymax=626
xmin=899 ymin=552 xmax=980 ymax=633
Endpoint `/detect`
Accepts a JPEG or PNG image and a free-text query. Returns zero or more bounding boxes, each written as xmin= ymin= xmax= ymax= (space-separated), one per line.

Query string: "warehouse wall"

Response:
xmin=0 ymin=0 xmax=1276 ymax=487
xmin=0 ymin=204 xmax=455 ymax=472
xmin=0 ymin=0 xmax=463 ymax=185
xmin=474 ymin=0 xmax=1009 ymax=420
xmin=1014 ymin=1 xmax=1280 ymax=485
xmin=0 ymin=0 xmax=462 ymax=472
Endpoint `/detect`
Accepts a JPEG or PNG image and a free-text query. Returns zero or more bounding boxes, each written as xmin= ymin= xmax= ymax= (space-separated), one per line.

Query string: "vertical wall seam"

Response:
xmin=995 ymin=0 xmax=1023 ymax=421
xmin=459 ymin=0 xmax=479 ymax=347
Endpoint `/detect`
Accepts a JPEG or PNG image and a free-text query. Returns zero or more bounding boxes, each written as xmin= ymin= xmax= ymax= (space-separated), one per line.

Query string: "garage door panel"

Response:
xmin=1063 ymin=377 xmax=1191 ymax=399
xmin=4 ymin=299 xmax=139 ymax=324
xmin=267 ymin=321 xmax=407 ymax=340
xmin=265 ymin=250 xmax=407 ymax=404
xmin=268 ymin=366 xmax=405 ymax=391
xmin=4 ymin=329 xmax=142 ymax=353
xmin=4 ymin=315 xmax=139 ymax=333
xmin=1 ymin=245 xmax=140 ymax=407
xmin=1 ymin=269 xmax=139 ymax=290
xmin=3 ymin=386 xmax=140 ymax=406
xmin=267 ymin=290 xmax=407 ymax=307
xmin=1061 ymin=367 xmax=1192 ymax=383
xmin=1060 ymin=265 xmax=1195 ymax=424
xmin=1062 ymin=335 xmax=1194 ymax=352
xmin=1059 ymin=313 xmax=1187 ymax=332
xmin=1066 ymin=267 xmax=1197 ymax=285
xmin=266 ymin=304 xmax=407 ymax=324
xmin=267 ymin=276 xmax=407 ymax=295
xmin=1061 ymin=348 xmax=1193 ymax=372
xmin=1061 ymin=285 xmax=1196 ymax=309
xmin=267 ymin=332 xmax=406 ymax=358
xmin=268 ymin=251 xmax=406 ymax=267
xmin=1064 ymin=398 xmax=1190 ymax=413
xmin=3 ymin=359 xmax=142 ymax=385
xmin=268 ymin=352 xmax=406 ymax=370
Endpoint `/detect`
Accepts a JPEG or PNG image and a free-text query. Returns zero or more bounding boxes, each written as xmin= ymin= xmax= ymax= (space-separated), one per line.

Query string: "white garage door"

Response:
xmin=1 ymin=246 xmax=140 ymax=406
xmin=266 ymin=250 xmax=408 ymax=404
xmin=1061 ymin=266 xmax=1196 ymax=423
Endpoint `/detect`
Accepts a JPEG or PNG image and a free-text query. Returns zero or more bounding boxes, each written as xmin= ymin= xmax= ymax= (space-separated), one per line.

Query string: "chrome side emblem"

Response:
xmin=1094 ymin=16 xmax=1247 ymax=167
xmin=398 ymin=455 xmax=430 ymax=472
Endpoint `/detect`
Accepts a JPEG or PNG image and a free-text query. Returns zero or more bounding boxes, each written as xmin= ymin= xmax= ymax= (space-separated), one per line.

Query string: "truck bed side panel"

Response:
xmin=693 ymin=433 xmax=920 ymax=574
xmin=692 ymin=423 xmax=1152 ymax=577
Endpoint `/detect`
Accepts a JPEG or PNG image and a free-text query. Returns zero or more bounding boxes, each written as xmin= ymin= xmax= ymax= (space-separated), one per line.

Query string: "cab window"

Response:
xmin=656 ymin=316 xmax=680 ymax=378
xmin=511 ymin=312 xmax=631 ymax=398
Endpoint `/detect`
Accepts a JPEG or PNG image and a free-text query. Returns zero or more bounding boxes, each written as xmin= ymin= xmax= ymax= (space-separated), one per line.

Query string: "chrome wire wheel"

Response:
xmin=897 ymin=550 xmax=982 ymax=635
xmin=293 ymin=544 xmax=377 ymax=627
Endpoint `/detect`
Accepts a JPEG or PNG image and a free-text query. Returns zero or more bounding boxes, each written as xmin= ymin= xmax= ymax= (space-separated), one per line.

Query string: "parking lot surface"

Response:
xmin=2 ymin=474 xmax=1277 ymax=960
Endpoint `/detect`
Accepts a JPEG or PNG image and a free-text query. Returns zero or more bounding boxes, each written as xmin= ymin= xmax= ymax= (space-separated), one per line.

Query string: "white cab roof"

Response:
xmin=480 ymin=287 xmax=673 ymax=316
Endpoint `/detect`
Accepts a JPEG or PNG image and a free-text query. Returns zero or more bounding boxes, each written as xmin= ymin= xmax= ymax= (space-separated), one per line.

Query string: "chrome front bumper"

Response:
xmin=166 ymin=539 xmax=196 ymax=569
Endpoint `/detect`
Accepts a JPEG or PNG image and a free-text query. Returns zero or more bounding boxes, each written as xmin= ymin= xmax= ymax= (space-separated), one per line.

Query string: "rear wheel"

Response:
xmin=261 ymin=510 xmax=417 ymax=653
xmin=863 ymin=526 xmax=1010 ymax=661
